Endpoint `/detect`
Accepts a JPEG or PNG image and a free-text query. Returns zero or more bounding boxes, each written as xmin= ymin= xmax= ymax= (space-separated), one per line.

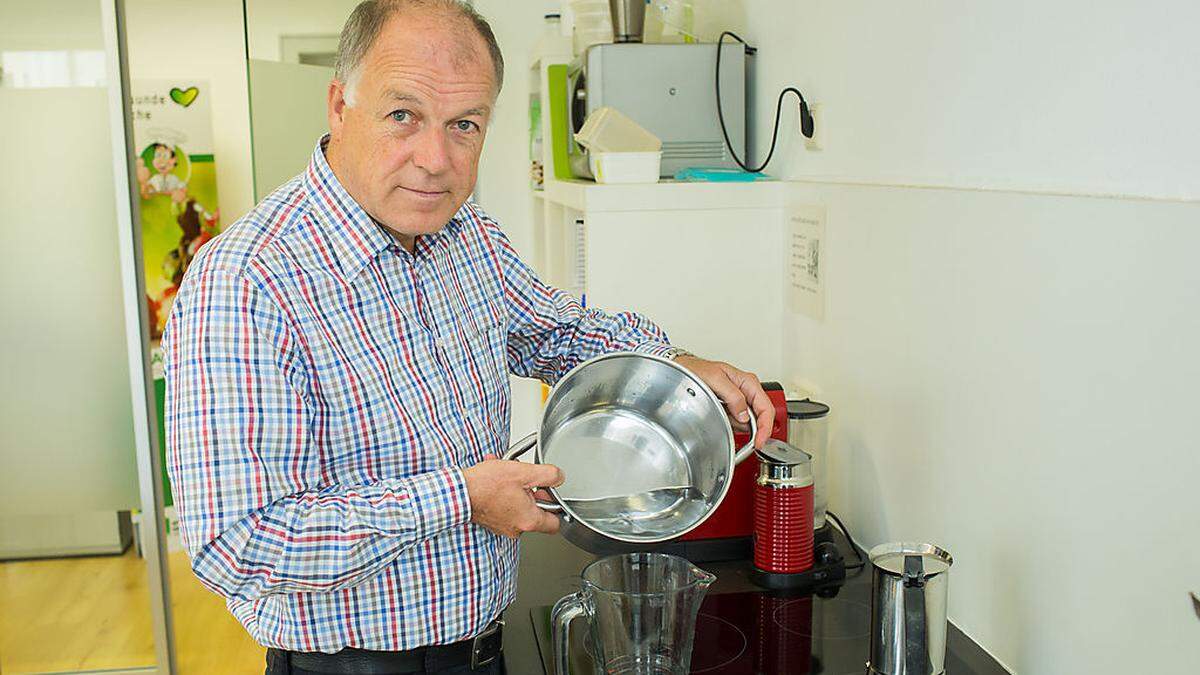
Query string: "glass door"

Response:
xmin=0 ymin=0 xmax=172 ymax=672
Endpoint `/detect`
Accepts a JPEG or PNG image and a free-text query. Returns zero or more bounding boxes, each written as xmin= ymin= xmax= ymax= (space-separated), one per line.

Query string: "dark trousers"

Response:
xmin=265 ymin=648 xmax=506 ymax=675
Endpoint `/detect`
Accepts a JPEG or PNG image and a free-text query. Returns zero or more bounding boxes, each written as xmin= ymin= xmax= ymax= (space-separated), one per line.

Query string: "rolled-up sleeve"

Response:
xmin=479 ymin=218 xmax=672 ymax=384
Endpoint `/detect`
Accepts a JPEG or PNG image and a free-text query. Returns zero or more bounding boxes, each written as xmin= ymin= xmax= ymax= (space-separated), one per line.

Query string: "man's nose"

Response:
xmin=411 ymin=127 xmax=451 ymax=175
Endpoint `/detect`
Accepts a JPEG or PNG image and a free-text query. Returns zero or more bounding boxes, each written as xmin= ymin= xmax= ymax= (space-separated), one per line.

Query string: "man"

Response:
xmin=162 ymin=1 xmax=773 ymax=673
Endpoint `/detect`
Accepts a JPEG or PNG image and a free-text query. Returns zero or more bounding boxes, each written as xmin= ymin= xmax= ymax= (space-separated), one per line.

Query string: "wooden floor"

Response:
xmin=0 ymin=548 xmax=265 ymax=674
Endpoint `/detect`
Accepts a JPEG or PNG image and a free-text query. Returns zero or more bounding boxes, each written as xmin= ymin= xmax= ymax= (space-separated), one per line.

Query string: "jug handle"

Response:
xmin=732 ymin=408 xmax=759 ymax=465
xmin=903 ymin=555 xmax=931 ymax=673
xmin=551 ymin=592 xmax=586 ymax=675
xmin=503 ymin=432 xmax=564 ymax=514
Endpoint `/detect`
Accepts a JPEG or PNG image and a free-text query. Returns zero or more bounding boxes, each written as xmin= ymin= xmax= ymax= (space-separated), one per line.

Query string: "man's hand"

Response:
xmin=463 ymin=454 xmax=564 ymax=538
xmin=675 ymin=356 xmax=773 ymax=449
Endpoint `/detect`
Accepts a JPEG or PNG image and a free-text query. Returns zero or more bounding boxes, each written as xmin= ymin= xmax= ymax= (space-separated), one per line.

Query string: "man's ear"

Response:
xmin=328 ymin=79 xmax=349 ymax=140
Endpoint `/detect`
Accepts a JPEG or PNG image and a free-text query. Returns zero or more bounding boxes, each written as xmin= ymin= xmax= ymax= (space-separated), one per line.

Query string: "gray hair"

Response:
xmin=334 ymin=0 xmax=504 ymax=106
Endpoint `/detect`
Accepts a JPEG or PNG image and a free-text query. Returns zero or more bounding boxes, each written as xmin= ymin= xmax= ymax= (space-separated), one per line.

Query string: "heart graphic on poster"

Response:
xmin=169 ymin=86 xmax=199 ymax=107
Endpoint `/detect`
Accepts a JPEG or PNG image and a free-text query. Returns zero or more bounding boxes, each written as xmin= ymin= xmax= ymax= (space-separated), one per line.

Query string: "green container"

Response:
xmin=547 ymin=64 xmax=574 ymax=180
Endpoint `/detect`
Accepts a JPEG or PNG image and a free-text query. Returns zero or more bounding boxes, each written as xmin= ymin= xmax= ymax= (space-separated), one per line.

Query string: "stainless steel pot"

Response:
xmin=504 ymin=351 xmax=756 ymax=553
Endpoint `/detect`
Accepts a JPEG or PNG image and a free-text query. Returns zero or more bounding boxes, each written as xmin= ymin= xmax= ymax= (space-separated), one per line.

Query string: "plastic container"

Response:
xmin=588 ymin=151 xmax=662 ymax=184
xmin=786 ymin=398 xmax=830 ymax=530
xmin=570 ymin=0 xmax=613 ymax=54
xmin=574 ymin=106 xmax=662 ymax=153
xmin=536 ymin=12 xmax=572 ymax=57
xmin=648 ymin=0 xmax=697 ymax=43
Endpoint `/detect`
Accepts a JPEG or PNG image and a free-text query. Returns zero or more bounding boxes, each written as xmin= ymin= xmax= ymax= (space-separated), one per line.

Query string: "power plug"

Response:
xmin=803 ymin=101 xmax=823 ymax=151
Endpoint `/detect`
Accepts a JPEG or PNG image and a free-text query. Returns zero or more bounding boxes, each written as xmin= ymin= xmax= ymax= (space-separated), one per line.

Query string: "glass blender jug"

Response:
xmin=552 ymin=552 xmax=715 ymax=675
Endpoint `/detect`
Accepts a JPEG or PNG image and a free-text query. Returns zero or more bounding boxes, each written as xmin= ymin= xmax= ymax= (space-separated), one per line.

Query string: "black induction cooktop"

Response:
xmin=530 ymin=571 xmax=1003 ymax=675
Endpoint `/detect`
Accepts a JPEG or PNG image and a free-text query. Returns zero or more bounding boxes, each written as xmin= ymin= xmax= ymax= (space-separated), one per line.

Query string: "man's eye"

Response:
xmin=455 ymin=120 xmax=479 ymax=133
xmin=390 ymin=110 xmax=412 ymax=123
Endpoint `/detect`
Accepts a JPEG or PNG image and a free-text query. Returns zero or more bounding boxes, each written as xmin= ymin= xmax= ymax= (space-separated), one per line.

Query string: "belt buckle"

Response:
xmin=470 ymin=618 xmax=504 ymax=670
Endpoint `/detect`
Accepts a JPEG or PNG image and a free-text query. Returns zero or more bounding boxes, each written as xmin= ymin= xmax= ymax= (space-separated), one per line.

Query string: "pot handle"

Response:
xmin=503 ymin=432 xmax=538 ymax=461
xmin=732 ymin=410 xmax=759 ymax=465
xmin=503 ymin=431 xmax=564 ymax=514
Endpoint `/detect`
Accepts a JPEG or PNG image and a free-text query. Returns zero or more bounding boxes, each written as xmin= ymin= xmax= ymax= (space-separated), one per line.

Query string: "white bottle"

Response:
xmin=535 ymin=12 xmax=572 ymax=61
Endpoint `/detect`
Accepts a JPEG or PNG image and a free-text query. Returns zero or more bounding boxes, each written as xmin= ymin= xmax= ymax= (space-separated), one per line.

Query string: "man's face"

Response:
xmin=152 ymin=145 xmax=176 ymax=175
xmin=326 ymin=11 xmax=495 ymax=242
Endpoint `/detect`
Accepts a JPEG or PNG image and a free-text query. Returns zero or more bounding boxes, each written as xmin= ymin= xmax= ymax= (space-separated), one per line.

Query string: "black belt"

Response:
xmin=277 ymin=618 xmax=503 ymax=674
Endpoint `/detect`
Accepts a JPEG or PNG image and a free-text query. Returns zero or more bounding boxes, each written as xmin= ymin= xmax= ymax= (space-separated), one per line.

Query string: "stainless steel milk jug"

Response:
xmin=867 ymin=542 xmax=954 ymax=675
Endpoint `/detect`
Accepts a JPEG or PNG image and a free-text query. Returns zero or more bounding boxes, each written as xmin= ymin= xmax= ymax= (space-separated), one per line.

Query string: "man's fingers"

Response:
xmin=753 ymin=402 xmax=774 ymax=448
xmin=705 ymin=369 xmax=751 ymax=424
xmin=722 ymin=364 xmax=772 ymax=448
xmin=532 ymin=509 xmax=561 ymax=535
xmin=531 ymin=487 xmax=556 ymax=503
xmin=515 ymin=504 xmax=561 ymax=536
xmin=739 ymin=377 xmax=774 ymax=449
xmin=523 ymin=462 xmax=565 ymax=488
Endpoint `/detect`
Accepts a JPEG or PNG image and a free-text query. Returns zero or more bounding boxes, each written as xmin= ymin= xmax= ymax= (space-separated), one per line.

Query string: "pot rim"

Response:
xmin=537 ymin=350 xmax=737 ymax=544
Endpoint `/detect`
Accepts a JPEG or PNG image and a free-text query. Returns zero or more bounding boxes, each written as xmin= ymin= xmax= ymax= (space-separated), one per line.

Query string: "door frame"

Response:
xmin=101 ymin=0 xmax=177 ymax=671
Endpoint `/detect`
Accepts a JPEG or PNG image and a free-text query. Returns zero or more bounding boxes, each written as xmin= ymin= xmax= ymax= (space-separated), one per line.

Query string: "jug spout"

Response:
xmin=691 ymin=564 xmax=717 ymax=591
xmin=679 ymin=565 xmax=716 ymax=623
xmin=674 ymin=562 xmax=716 ymax=618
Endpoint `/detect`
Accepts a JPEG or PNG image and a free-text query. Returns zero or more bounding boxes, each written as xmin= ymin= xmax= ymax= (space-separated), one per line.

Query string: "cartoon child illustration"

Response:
xmin=136 ymin=142 xmax=188 ymax=203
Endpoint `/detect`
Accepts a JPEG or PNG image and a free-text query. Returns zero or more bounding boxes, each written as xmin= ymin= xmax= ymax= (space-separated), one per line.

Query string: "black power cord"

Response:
xmin=825 ymin=510 xmax=868 ymax=573
xmin=716 ymin=30 xmax=815 ymax=173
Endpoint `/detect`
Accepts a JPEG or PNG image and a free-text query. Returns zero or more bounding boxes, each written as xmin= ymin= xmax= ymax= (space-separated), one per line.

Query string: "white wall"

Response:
xmin=723 ymin=1 xmax=1200 ymax=672
xmin=787 ymin=185 xmax=1199 ymax=673
xmin=245 ymin=0 xmax=360 ymax=62
xmin=739 ymin=0 xmax=1200 ymax=201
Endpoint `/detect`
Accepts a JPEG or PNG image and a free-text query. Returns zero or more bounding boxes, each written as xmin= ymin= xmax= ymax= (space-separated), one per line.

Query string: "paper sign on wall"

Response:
xmin=786 ymin=204 xmax=826 ymax=320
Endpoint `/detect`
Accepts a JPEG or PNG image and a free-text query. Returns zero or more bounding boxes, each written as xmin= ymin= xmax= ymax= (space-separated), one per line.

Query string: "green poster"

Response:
xmin=131 ymin=80 xmax=223 ymax=340
xmin=133 ymin=81 xmax=222 ymax=551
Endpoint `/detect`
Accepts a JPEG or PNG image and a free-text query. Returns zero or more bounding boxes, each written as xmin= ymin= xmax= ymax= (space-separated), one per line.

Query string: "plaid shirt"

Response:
xmin=162 ymin=137 xmax=672 ymax=652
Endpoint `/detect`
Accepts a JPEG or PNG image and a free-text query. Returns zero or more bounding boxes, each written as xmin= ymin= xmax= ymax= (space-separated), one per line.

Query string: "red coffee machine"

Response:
xmin=658 ymin=382 xmax=846 ymax=591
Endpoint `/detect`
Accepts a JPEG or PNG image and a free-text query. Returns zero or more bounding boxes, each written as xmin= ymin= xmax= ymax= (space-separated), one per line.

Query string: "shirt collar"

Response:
xmin=303 ymin=135 xmax=467 ymax=278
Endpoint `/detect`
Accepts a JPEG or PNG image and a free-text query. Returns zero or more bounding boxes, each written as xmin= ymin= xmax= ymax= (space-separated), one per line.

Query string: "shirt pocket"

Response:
xmin=438 ymin=318 xmax=510 ymax=433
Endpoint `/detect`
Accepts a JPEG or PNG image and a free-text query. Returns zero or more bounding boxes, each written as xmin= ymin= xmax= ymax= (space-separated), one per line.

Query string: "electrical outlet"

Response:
xmin=804 ymin=101 xmax=823 ymax=151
